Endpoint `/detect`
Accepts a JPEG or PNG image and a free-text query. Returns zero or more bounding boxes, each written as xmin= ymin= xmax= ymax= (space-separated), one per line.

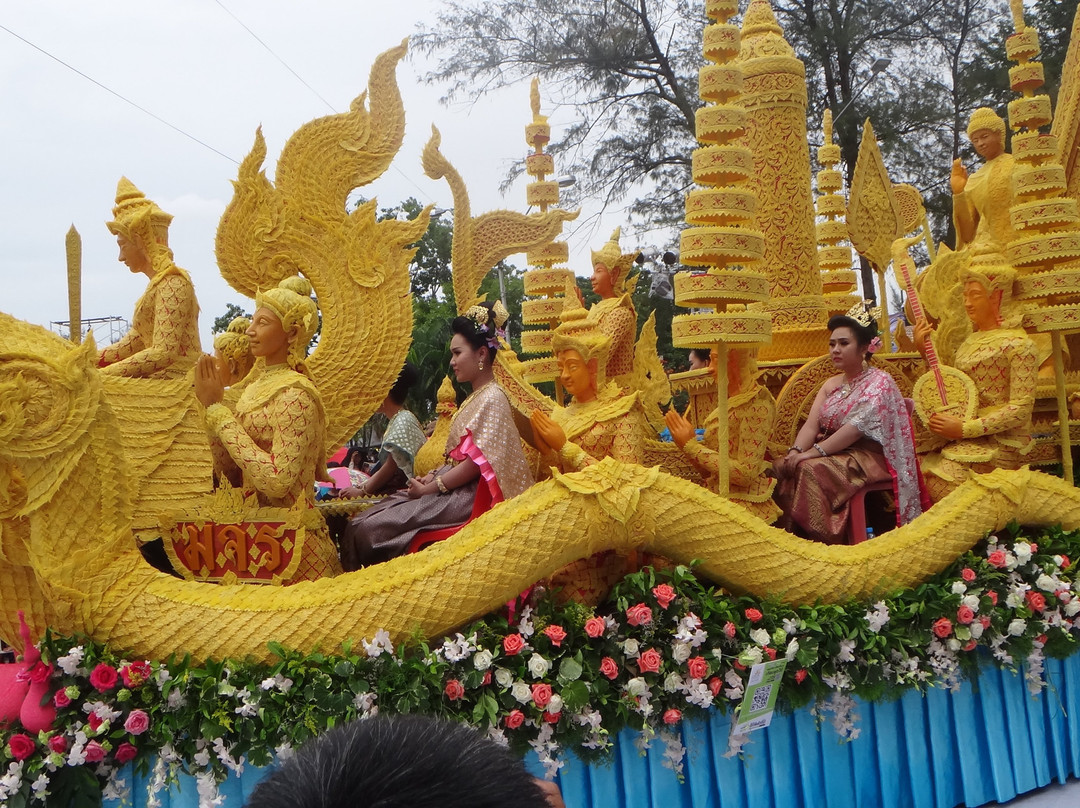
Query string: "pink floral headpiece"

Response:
xmin=867 ymin=336 xmax=883 ymax=354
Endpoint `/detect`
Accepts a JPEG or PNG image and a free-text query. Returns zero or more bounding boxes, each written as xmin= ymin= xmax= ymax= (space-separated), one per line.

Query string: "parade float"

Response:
xmin=5 ymin=1 xmax=1080 ymax=806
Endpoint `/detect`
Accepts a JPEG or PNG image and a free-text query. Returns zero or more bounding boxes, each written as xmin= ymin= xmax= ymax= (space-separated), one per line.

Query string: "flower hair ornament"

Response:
xmin=866 ymin=336 xmax=883 ymax=355
xmin=465 ymin=301 xmax=510 ymax=349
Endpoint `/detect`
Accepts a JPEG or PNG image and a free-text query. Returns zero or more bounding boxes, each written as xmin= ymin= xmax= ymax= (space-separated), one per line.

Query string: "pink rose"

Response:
xmin=723 ymin=621 xmax=736 ymax=639
xmin=795 ymin=669 xmax=808 ymax=684
xmin=987 ymin=591 xmax=999 ymax=606
xmin=1060 ymin=555 xmax=1071 ymax=569
xmin=482 ymin=670 xmax=492 ymax=687
xmin=531 ymin=683 xmax=553 ymax=707
xmin=87 ymin=712 xmax=103 ymax=731
xmin=89 ymin=663 xmax=119 ymax=693
xmin=114 ymin=742 xmax=138 ymax=764
xmin=638 ymin=648 xmax=662 ymax=674
xmin=505 ymin=710 xmax=525 ymax=730
xmin=744 ymin=608 xmax=763 ymax=623
xmin=120 ymin=661 xmax=152 ymax=689
xmin=124 ymin=709 xmax=150 ymax=736
xmin=932 ymin=617 xmax=953 ymax=638
xmin=957 ymin=605 xmax=975 ymax=625
xmin=444 ymin=679 xmax=465 ymax=701
xmin=733 ymin=659 xmax=746 ymax=671
xmin=53 ymin=689 xmax=71 ymax=709
xmin=1030 ymin=543 xmax=1039 ymax=552
xmin=599 ymin=657 xmax=619 ymax=680
xmin=687 ymin=656 xmax=709 ymax=680
xmin=980 ymin=615 xmax=992 ymax=629
xmin=652 ymin=584 xmax=677 ymax=609
xmin=626 ymin=603 xmax=653 ymax=627
xmin=8 ymin=734 xmax=35 ymax=761
xmin=584 ymin=617 xmax=606 ymax=638
xmin=503 ymin=633 xmax=526 ymax=656
xmin=663 ymin=708 xmax=682 ymax=725
xmin=962 ymin=640 xmax=978 ymax=652
xmin=1026 ymin=591 xmax=1047 ymax=613
xmin=764 ymin=647 xmax=778 ymax=661
xmin=543 ymin=625 xmax=567 ymax=647
xmin=28 ymin=661 xmax=52 ymax=684
xmin=84 ymin=740 xmax=105 ymax=763
xmin=48 ymin=735 xmax=68 ymax=754
xmin=961 ymin=567 xmax=976 ymax=582
xmin=543 ymin=710 xmax=561 ymax=724
xmin=708 ymin=676 xmax=723 ymax=695
xmin=987 ymin=550 xmax=1007 ymax=568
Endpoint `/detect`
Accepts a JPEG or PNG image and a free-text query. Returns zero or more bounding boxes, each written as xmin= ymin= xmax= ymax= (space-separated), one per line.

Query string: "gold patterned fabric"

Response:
xmin=204 ymin=365 xmax=342 ymax=581
xmin=954 ymin=153 xmax=1018 ymax=255
xmin=681 ymin=386 xmax=780 ymax=523
xmin=544 ymin=386 xmax=648 ymax=473
xmin=587 ymin=296 xmax=636 ymax=386
xmin=446 ymin=382 xmax=533 ymax=499
xmin=98 ymin=269 xmax=200 ymax=379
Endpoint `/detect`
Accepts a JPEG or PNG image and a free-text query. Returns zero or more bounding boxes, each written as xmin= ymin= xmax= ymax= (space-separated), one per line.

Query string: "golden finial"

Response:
xmin=530 ymin=77 xmax=541 ymax=120
xmin=1010 ymin=0 xmax=1025 ymax=33
xmin=823 ymin=108 xmax=833 ymax=144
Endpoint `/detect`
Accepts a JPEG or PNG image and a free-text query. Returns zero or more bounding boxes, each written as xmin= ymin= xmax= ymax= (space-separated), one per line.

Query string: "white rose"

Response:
xmin=1036 ymin=574 xmax=1057 ymax=592
xmin=1008 ymin=619 xmax=1027 ymax=636
xmin=663 ymin=672 xmax=684 ymax=693
xmin=1014 ymin=542 xmax=1033 ymax=563
xmin=527 ymin=654 xmax=551 ymax=679
xmin=671 ymin=642 xmax=691 ymax=663
xmin=623 ymin=639 xmax=640 ymax=658
xmin=969 ymin=621 xmax=984 ymax=639
xmin=750 ymin=628 xmax=771 ymax=647
xmin=785 ymin=638 xmax=800 ymax=661
xmin=946 ymin=638 xmax=961 ymax=652
xmin=951 ymin=581 xmax=967 ymax=595
xmin=473 ymin=650 xmax=494 ymax=671
xmin=511 ymin=681 xmax=532 ymax=704
xmin=962 ymin=595 xmax=980 ymax=611
xmin=494 ymin=667 xmax=514 ymax=688
xmin=1065 ymin=600 xmax=1080 ymax=617
xmin=546 ymin=694 xmax=563 ymax=714
xmin=626 ymin=677 xmax=649 ymax=697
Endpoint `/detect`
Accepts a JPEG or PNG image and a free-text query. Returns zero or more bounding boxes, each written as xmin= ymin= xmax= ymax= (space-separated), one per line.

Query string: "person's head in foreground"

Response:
xmin=245 ymin=714 xmax=552 ymax=808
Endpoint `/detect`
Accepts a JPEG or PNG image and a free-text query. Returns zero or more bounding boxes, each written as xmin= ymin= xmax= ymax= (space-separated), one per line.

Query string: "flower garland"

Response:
xmin=3 ymin=523 xmax=1080 ymax=805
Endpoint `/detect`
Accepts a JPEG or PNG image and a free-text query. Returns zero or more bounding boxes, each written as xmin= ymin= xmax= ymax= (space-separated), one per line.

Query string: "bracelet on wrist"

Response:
xmin=813 ymin=443 xmax=828 ymax=457
xmin=435 ymin=475 xmax=449 ymax=494
xmin=788 ymin=445 xmax=803 ymax=454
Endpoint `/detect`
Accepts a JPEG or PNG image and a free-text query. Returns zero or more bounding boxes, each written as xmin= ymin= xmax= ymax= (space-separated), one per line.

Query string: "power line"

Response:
xmin=0 ymin=23 xmax=239 ymax=165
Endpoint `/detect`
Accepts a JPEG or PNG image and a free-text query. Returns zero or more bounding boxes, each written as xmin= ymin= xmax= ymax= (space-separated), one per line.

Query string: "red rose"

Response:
xmin=482 ymin=670 xmax=492 ymax=687
xmin=87 ymin=712 xmax=103 ymax=731
xmin=637 ymin=648 xmax=662 ymax=674
xmin=543 ymin=711 xmax=561 ymax=724
xmin=599 ymin=657 xmax=619 ymax=680
xmin=963 ymin=640 xmax=978 ymax=652
xmin=8 ymin=734 xmax=35 ymax=761
xmin=1026 ymin=591 xmax=1047 ymax=613
xmin=120 ymin=660 xmax=152 ymax=688
xmin=764 ymin=647 xmax=778 ymax=661
xmin=723 ymin=622 xmax=736 ymax=639
xmin=988 ymin=550 xmax=1007 ymax=568
xmin=961 ymin=568 xmax=976 ymax=582
xmin=114 ymin=742 xmax=138 ymax=765
xmin=584 ymin=617 xmax=606 ymax=638
xmin=531 ymin=683 xmax=553 ymax=707
xmin=795 ymin=669 xmax=808 ymax=684
xmin=932 ymin=617 xmax=953 ymax=638
xmin=1060 ymin=555 xmax=1071 ymax=569
xmin=543 ymin=625 xmax=567 ymax=647
xmin=503 ymin=633 xmax=526 ymax=656
xmin=987 ymin=591 xmax=999 ymax=606
xmin=663 ymin=708 xmax=682 ymax=725
xmin=957 ymin=605 xmax=975 ymax=625
xmin=708 ymin=677 xmax=722 ymax=696
xmin=652 ymin=584 xmax=677 ymax=609
xmin=626 ymin=603 xmax=653 ymax=627
xmin=28 ymin=661 xmax=52 ymax=684
xmin=733 ymin=660 xmax=746 ymax=671
xmin=687 ymin=656 xmax=709 ymax=680
xmin=123 ymin=709 xmax=150 ymax=736
xmin=980 ymin=615 xmax=992 ymax=629
xmin=89 ymin=663 xmax=119 ymax=693
xmin=84 ymin=740 xmax=105 ymax=763
xmin=505 ymin=710 xmax=525 ymax=730
xmin=444 ymin=679 xmax=465 ymax=701
xmin=744 ymin=608 xmax=763 ymax=623
xmin=53 ymin=689 xmax=71 ymax=709
xmin=48 ymin=735 xmax=68 ymax=754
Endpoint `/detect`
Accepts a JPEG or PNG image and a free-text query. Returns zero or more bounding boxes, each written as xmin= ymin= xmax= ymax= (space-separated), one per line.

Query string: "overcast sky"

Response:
xmin=0 ymin=1 xmax=630 ymax=349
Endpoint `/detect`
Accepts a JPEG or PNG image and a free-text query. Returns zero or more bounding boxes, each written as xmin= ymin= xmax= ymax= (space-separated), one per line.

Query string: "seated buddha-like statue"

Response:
xmin=98 ymin=178 xmax=201 ymax=379
xmin=915 ymin=264 xmax=1038 ymax=502
xmin=586 ymin=228 xmax=640 ymax=389
xmin=664 ymin=347 xmax=780 ymax=523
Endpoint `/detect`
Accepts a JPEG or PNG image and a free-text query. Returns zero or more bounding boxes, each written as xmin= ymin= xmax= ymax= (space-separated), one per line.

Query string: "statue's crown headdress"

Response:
xmin=256 ymin=276 xmax=319 ymax=370
xmin=967 ymin=107 xmax=1005 ymax=140
xmin=551 ymin=280 xmax=611 ymax=385
xmin=106 ymin=177 xmax=173 ymax=241
xmin=590 ymin=227 xmax=641 ymax=294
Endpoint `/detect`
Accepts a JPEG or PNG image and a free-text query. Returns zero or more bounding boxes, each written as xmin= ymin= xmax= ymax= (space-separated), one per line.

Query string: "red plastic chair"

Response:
xmin=848 ymin=398 xmax=915 ymax=545
xmin=407 ymin=483 xmax=494 ymax=554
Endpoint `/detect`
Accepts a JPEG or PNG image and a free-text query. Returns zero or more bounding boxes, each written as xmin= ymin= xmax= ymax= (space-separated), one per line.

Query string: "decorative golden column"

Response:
xmin=519 ymin=79 xmax=574 ymax=387
xmin=673 ymin=0 xmax=772 ymax=495
xmin=815 ymin=110 xmax=860 ymax=316
xmin=736 ymin=0 xmax=827 ymax=360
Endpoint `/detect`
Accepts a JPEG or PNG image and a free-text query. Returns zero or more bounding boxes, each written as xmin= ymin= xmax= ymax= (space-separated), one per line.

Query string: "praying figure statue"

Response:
xmin=98 ymin=177 xmax=201 ymax=379
xmin=585 ymin=227 xmax=640 ymax=388
xmin=664 ymin=347 xmax=780 ymax=523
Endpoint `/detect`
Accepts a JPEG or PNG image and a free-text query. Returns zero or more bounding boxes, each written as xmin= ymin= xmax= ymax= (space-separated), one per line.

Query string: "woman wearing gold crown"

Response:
xmin=586 ymin=228 xmax=640 ymax=388
xmin=339 ymin=302 xmax=533 ymax=569
xmin=98 ymin=178 xmax=201 ymax=379
xmin=773 ymin=306 xmax=926 ymax=544
xmin=194 ymin=276 xmax=342 ymax=581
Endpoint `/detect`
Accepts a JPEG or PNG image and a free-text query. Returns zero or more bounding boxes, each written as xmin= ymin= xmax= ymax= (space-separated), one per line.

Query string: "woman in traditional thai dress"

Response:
xmin=773 ymin=309 xmax=926 ymax=544
xmin=340 ymin=302 xmax=533 ymax=570
xmin=194 ymin=276 xmax=342 ymax=581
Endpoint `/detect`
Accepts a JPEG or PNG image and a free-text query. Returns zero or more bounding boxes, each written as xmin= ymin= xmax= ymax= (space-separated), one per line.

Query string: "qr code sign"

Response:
xmin=749 ymin=684 xmax=773 ymax=713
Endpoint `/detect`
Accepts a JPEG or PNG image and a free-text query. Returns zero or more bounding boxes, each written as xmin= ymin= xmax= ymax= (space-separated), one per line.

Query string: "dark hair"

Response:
xmin=245 ymin=715 xmax=548 ymax=808
xmin=450 ymin=302 xmax=500 ymax=364
xmin=827 ymin=314 xmax=878 ymax=360
xmin=689 ymin=348 xmax=710 ymax=365
xmin=388 ymin=361 xmax=419 ymax=406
